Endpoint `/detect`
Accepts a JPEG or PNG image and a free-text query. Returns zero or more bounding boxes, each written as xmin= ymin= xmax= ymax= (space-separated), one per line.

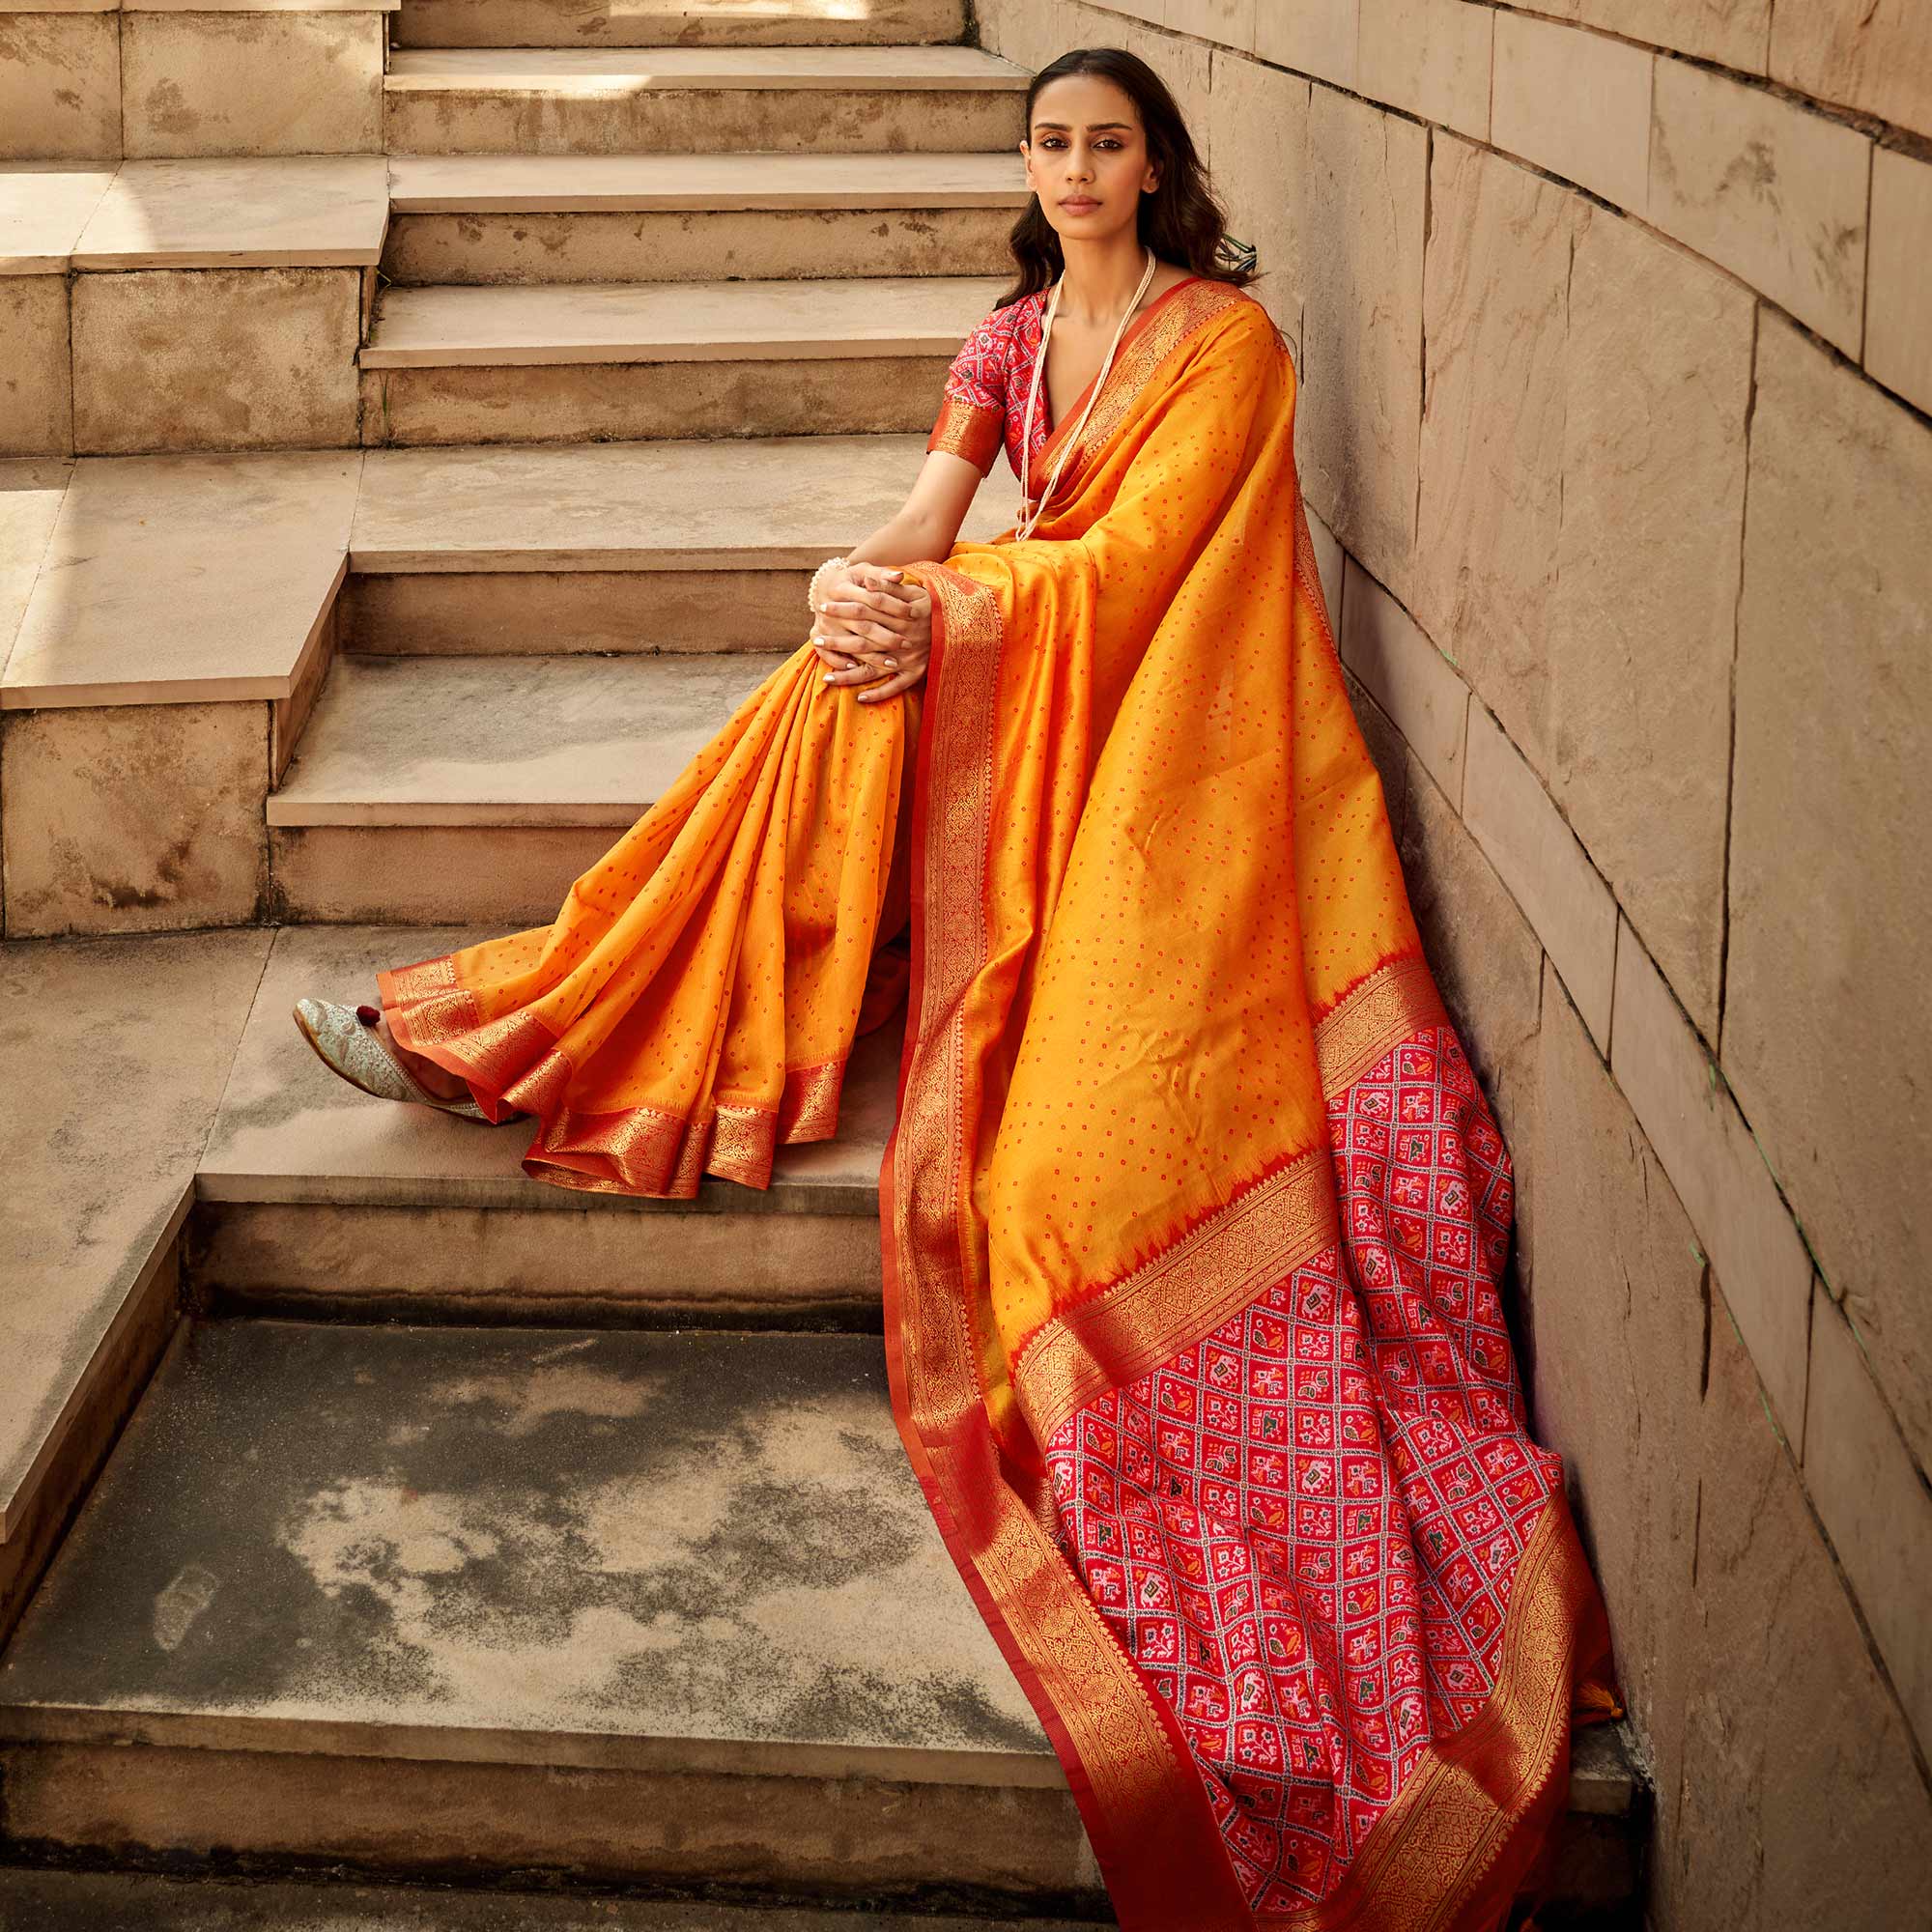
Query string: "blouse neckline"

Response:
xmin=1031 ymin=272 xmax=1210 ymax=439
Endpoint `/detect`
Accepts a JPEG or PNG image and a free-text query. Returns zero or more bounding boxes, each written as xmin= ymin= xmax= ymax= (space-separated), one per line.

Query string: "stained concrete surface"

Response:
xmin=383 ymin=44 xmax=1029 ymax=90
xmin=395 ymin=0 xmax=966 ymax=50
xmin=269 ymin=653 xmax=785 ymax=827
xmin=0 ymin=1867 xmax=1111 ymax=1930
xmin=1 ymin=449 xmax=359 ymax=707
xmin=0 ymin=927 xmax=272 ymax=1531
xmin=384 ymin=150 xmax=1027 ymax=213
xmin=0 ymin=1321 xmax=1047 ymax=1777
xmin=349 ymin=435 xmax=1009 ymax=573
xmin=0 ymin=459 xmax=69 ymax=681
xmin=1 ymin=697 xmax=271 ymax=936
xmin=70 ymin=156 xmax=390 ymax=270
xmin=362 ymin=275 xmax=1006 ymax=366
xmin=197 ymin=923 xmax=898 ymax=1214
xmin=71 ymin=266 xmax=364 ymax=455
xmin=384 ymin=206 xmax=1015 ymax=291
xmin=360 ymin=354 xmax=949 ymax=450
xmin=0 ymin=164 xmax=117 ymax=273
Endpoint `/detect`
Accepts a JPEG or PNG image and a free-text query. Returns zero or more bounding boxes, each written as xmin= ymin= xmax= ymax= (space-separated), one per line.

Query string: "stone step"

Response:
xmin=267 ymin=651 xmax=780 ymax=922
xmin=0 ymin=1317 xmax=1644 ymax=1912
xmin=2 ymin=157 xmax=389 ymax=462
xmin=192 ymin=923 xmax=899 ymax=1326
xmin=382 ymin=152 xmax=1027 ymax=285
xmin=274 ymin=649 xmax=781 ymax=828
xmin=0 ymin=1320 xmax=1097 ymax=1911
xmin=396 ymin=0 xmax=968 ymax=49
xmin=0 ymin=1868 xmax=1101 ymax=1931
xmin=384 ymin=45 xmax=1030 ymax=156
xmin=358 ymin=273 xmax=1002 ymax=446
xmin=341 ymin=436 xmax=1013 ymax=657
xmin=362 ymin=273 xmax=1004 ymax=367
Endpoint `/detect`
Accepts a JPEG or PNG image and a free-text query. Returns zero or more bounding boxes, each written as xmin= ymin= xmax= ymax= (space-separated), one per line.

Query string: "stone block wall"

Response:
xmin=975 ymin=2 xmax=1932 ymax=1923
xmin=0 ymin=0 xmax=388 ymax=163
xmin=2 ymin=5 xmax=388 ymax=453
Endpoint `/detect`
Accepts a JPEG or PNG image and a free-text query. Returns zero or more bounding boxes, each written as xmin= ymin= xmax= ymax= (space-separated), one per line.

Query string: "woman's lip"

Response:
xmin=1059 ymin=197 xmax=1101 ymax=210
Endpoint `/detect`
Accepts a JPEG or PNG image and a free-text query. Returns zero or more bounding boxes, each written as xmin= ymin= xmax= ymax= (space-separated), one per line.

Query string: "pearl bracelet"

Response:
xmin=807 ymin=554 xmax=850 ymax=619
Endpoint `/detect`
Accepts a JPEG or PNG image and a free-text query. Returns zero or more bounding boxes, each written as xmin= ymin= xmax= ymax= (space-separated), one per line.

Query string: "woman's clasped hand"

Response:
xmin=810 ymin=561 xmax=934 ymax=704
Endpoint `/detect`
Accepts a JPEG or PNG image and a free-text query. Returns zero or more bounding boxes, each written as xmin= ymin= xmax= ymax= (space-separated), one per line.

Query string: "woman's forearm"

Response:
xmin=841 ymin=508 xmax=961 ymax=572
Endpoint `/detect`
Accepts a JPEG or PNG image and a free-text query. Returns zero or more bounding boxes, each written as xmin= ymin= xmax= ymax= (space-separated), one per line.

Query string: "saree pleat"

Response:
xmin=381 ymin=645 xmax=907 ymax=1195
xmin=376 ymin=271 xmax=1620 ymax=1928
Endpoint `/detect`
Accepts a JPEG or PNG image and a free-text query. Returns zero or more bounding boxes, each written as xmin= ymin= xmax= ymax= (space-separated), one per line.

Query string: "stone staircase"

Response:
xmin=0 ymin=0 xmax=1650 ymax=1921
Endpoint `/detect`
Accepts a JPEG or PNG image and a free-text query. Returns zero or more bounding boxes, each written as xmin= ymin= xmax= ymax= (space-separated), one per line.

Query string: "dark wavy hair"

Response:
xmin=997 ymin=45 xmax=1259 ymax=309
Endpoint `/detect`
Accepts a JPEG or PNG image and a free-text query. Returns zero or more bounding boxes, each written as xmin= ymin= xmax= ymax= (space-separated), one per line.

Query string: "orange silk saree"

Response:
xmin=380 ymin=275 xmax=1622 ymax=1928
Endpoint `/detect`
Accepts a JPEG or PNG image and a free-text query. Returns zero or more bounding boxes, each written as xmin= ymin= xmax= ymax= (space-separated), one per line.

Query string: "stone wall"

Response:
xmin=973 ymin=2 xmax=1932 ymax=1922
xmin=0 ymin=0 xmax=388 ymax=163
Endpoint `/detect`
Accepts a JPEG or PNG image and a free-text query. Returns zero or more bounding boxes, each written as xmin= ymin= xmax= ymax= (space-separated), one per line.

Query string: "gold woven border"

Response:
xmin=777 ymin=1054 xmax=845 ymax=1143
xmin=1293 ymin=485 xmax=1341 ymax=659
xmin=926 ymin=393 xmax=1003 ymax=475
xmin=1313 ymin=952 xmax=1448 ymax=1098
xmin=1257 ymin=1484 xmax=1615 ymax=1930
xmin=379 ymin=954 xmax=475 ymax=1053
xmin=710 ymin=1099 xmax=779 ymax=1190
xmin=1013 ymin=1148 xmax=1339 ymax=1449
xmin=1033 ymin=277 xmax=1251 ymax=507
xmin=887 ymin=557 xmax=1217 ymax=1869
xmin=385 ymin=960 xmax=845 ymax=1196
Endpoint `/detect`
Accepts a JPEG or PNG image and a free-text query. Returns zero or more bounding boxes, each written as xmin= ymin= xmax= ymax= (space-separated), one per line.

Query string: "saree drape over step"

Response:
xmin=380 ymin=274 xmax=1622 ymax=1929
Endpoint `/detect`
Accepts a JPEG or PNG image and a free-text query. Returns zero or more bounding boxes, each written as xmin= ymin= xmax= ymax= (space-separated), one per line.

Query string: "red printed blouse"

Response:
xmin=925 ymin=278 xmax=1223 ymax=483
xmin=923 ymin=289 xmax=1056 ymax=482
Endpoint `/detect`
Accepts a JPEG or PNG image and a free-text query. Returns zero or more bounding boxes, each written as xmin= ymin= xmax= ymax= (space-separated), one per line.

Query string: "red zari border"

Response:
xmin=880 ymin=560 xmax=1260 ymax=1926
xmin=881 ymin=568 xmax=1618 ymax=1929
xmin=382 ymin=955 xmax=848 ymax=1199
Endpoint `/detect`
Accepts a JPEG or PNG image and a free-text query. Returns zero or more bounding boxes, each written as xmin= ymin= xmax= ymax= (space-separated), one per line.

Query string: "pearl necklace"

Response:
xmin=1015 ymin=244 xmax=1159 ymax=542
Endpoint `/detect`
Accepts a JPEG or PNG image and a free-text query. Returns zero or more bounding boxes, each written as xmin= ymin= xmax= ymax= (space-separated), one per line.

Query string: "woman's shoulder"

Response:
xmin=1183 ymin=280 xmax=1295 ymax=373
xmin=980 ymin=288 xmax=1047 ymax=341
xmin=952 ymin=287 xmax=1044 ymax=373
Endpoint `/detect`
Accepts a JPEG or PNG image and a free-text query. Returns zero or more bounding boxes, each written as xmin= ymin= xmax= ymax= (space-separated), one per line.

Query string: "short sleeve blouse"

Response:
xmin=925 ymin=291 xmax=1053 ymax=482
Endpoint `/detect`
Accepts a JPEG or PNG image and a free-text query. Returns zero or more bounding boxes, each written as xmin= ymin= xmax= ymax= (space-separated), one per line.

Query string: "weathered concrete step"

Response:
xmin=271 ymin=652 xmax=784 ymax=828
xmin=359 ymin=355 xmax=952 ymax=446
xmin=0 ymin=1315 xmax=1645 ymax=1912
xmin=340 ymin=436 xmax=1012 ymax=656
xmin=397 ymin=0 xmax=967 ymax=48
xmin=0 ymin=928 xmax=272 ymax=1645
xmin=0 ymin=1867 xmax=1103 ymax=1931
xmin=267 ymin=653 xmax=797 ymax=923
xmin=361 ymin=274 xmax=1006 ymax=368
xmin=193 ymin=923 xmax=898 ymax=1324
xmin=384 ymin=46 xmax=1030 ymax=156
xmin=387 ymin=151 xmax=1029 ymax=213
xmin=356 ymin=271 xmax=1003 ymax=444
xmin=382 ymin=153 xmax=1027 ymax=286
xmin=0 ymin=1321 xmax=1096 ymax=1911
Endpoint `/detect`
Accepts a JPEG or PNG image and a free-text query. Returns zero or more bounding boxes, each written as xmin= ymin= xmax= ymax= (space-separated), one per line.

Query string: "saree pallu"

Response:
xmin=379 ymin=275 xmax=1621 ymax=1928
xmin=885 ymin=282 xmax=1620 ymax=1929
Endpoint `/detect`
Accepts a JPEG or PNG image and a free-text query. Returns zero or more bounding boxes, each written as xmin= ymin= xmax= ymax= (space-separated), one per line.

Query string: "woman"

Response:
xmin=296 ymin=46 xmax=1622 ymax=1931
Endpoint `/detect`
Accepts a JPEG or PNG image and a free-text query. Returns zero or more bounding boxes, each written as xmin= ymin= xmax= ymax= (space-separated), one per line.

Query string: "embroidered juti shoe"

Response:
xmin=292 ymin=998 xmax=489 ymax=1122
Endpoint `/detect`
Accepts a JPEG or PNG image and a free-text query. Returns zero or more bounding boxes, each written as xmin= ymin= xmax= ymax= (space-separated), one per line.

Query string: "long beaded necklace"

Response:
xmin=1014 ymin=244 xmax=1159 ymax=542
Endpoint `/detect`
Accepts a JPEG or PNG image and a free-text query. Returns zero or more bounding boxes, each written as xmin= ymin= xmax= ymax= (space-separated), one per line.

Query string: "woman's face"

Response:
xmin=1022 ymin=73 xmax=1160 ymax=245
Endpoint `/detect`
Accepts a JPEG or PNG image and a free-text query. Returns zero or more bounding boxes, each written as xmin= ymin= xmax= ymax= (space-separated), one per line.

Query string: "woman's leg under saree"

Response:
xmin=378 ymin=642 xmax=915 ymax=1199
